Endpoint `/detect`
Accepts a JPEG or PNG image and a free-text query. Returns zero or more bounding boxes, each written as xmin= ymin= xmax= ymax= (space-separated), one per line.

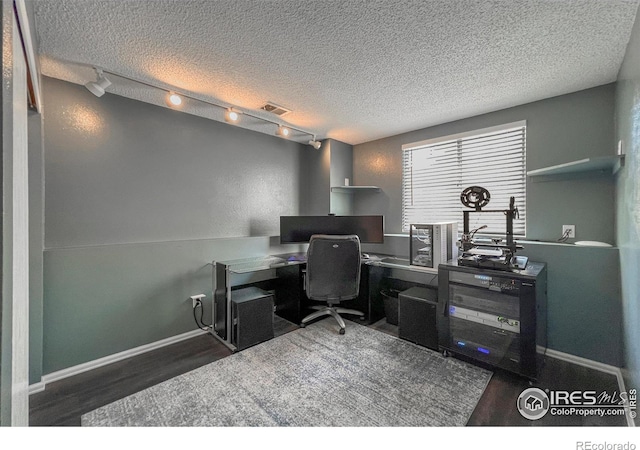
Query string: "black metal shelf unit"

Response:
xmin=437 ymin=262 xmax=547 ymax=380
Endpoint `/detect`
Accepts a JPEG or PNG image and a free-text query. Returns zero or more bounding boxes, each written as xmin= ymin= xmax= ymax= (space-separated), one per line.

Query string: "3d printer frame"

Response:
xmin=460 ymin=196 xmax=520 ymax=255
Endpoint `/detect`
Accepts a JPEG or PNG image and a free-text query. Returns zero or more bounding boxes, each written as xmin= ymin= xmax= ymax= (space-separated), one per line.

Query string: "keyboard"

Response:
xmin=223 ymin=256 xmax=287 ymax=273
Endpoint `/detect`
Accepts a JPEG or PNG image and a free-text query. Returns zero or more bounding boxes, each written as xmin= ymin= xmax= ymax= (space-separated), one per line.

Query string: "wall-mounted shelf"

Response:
xmin=330 ymin=186 xmax=381 ymax=193
xmin=527 ymin=155 xmax=625 ymax=178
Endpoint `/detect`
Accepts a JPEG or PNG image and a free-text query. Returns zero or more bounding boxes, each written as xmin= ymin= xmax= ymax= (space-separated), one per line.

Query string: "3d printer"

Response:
xmin=457 ymin=186 xmax=528 ymax=271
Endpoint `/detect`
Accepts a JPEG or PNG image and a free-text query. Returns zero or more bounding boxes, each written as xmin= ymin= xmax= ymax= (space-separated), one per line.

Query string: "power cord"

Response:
xmin=557 ymin=228 xmax=571 ymax=243
xmin=469 ymin=225 xmax=487 ymax=241
xmin=192 ymin=299 xmax=212 ymax=331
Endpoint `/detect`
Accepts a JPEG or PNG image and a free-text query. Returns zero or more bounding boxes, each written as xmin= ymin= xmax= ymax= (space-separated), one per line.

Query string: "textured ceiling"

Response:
xmin=32 ymin=0 xmax=640 ymax=145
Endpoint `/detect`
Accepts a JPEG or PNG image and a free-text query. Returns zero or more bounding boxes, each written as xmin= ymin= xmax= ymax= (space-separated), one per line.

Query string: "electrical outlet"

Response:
xmin=562 ymin=225 xmax=575 ymax=239
xmin=190 ymin=294 xmax=205 ymax=308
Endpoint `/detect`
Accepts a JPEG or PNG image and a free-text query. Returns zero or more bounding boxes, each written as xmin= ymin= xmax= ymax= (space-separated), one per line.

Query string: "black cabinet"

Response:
xmin=438 ymin=262 xmax=547 ymax=380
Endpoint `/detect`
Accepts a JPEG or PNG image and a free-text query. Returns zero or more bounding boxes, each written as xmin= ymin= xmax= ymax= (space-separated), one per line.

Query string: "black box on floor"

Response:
xmin=398 ymin=286 xmax=438 ymax=351
xmin=232 ymin=287 xmax=274 ymax=351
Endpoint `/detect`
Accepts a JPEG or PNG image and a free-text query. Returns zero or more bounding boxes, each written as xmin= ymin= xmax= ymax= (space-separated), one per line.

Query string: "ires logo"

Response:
xmin=517 ymin=388 xmax=550 ymax=420
xmin=517 ymin=388 xmax=637 ymax=420
xmin=549 ymin=390 xmax=599 ymax=405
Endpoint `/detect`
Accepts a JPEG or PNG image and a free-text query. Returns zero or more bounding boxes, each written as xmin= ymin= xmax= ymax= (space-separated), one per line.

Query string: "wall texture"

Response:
xmin=299 ymin=137 xmax=330 ymax=215
xmin=45 ymin=78 xmax=305 ymax=248
xmin=615 ymin=4 xmax=640 ymax=401
xmin=41 ymin=77 xmax=311 ymax=374
xmin=353 ymin=85 xmax=623 ymax=366
xmin=328 ymin=139 xmax=354 ymax=215
xmin=43 ymin=236 xmax=303 ymax=373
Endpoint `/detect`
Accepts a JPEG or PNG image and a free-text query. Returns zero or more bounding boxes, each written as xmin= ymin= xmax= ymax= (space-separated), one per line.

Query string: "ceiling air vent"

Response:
xmin=260 ymin=102 xmax=291 ymax=116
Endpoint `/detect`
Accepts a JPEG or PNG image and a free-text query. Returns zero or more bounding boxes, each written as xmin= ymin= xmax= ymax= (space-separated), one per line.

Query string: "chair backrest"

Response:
xmin=305 ymin=234 xmax=361 ymax=303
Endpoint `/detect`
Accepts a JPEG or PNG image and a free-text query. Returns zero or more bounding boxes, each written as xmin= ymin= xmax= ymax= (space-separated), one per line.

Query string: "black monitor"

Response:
xmin=279 ymin=215 xmax=384 ymax=244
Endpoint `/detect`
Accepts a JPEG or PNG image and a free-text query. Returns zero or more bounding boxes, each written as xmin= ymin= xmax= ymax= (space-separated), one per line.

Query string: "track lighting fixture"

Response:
xmin=276 ymin=125 xmax=291 ymax=138
xmin=84 ymin=68 xmax=111 ymax=97
xmin=83 ymin=65 xmax=321 ymax=146
xmin=224 ymin=109 xmax=240 ymax=123
xmin=166 ymin=92 xmax=182 ymax=107
xmin=308 ymin=138 xmax=322 ymax=149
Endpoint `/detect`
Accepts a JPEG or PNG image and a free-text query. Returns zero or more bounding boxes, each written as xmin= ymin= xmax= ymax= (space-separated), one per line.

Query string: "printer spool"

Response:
xmin=460 ymin=186 xmax=491 ymax=210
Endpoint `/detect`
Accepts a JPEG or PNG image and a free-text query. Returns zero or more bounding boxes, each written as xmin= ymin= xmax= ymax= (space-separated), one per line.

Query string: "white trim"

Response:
xmin=28 ymin=381 xmax=45 ymax=395
xmin=401 ymin=120 xmax=527 ymax=150
xmin=540 ymin=346 xmax=621 ymax=374
xmin=539 ymin=347 xmax=635 ymax=427
xmin=14 ymin=0 xmax=42 ymax=112
xmin=29 ymin=329 xmax=208 ymax=393
xmin=10 ymin=12 xmax=30 ymax=426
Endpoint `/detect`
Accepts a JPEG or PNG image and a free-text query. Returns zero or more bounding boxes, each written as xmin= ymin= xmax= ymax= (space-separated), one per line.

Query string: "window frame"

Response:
xmin=401 ymin=120 xmax=527 ymax=238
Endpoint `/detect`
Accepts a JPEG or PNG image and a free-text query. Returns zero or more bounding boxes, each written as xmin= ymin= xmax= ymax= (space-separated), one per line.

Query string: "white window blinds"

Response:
xmin=402 ymin=122 xmax=526 ymax=236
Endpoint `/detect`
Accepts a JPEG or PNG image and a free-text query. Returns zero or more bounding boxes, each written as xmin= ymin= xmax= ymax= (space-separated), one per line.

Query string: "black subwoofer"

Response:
xmin=398 ymin=286 xmax=438 ymax=351
xmin=232 ymin=287 xmax=274 ymax=351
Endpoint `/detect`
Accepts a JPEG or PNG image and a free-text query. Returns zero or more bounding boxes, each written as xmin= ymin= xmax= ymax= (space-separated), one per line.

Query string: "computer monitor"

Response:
xmin=279 ymin=215 xmax=384 ymax=244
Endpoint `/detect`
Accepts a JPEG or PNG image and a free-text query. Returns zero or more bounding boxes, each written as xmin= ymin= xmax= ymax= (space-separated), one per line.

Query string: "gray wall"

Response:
xmin=299 ymin=138 xmax=330 ymax=215
xmin=298 ymin=137 xmax=357 ymax=216
xmin=615 ymin=4 xmax=640 ymax=404
xmin=43 ymin=236 xmax=303 ymax=373
xmin=518 ymin=242 xmax=621 ymax=366
xmin=41 ymin=77 xmax=310 ymax=374
xmin=353 ymin=85 xmax=623 ymax=366
xmin=328 ymin=139 xmax=354 ymax=215
xmin=45 ymin=79 xmax=305 ymax=247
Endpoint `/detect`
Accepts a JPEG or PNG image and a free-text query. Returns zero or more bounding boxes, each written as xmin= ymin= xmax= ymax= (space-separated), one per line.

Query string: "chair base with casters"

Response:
xmin=300 ymin=304 xmax=365 ymax=334
xmin=302 ymin=234 xmax=364 ymax=335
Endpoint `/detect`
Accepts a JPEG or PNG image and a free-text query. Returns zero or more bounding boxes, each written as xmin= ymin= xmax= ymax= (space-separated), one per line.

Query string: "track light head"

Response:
xmin=308 ymin=139 xmax=322 ymax=150
xmin=166 ymin=92 xmax=182 ymax=107
xmin=85 ymin=69 xmax=111 ymax=97
xmin=276 ymin=125 xmax=290 ymax=138
xmin=225 ymin=109 xmax=240 ymax=123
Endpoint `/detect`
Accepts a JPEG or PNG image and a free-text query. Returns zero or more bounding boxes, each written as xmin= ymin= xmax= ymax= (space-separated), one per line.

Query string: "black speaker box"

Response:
xmin=398 ymin=286 xmax=438 ymax=351
xmin=232 ymin=287 xmax=275 ymax=351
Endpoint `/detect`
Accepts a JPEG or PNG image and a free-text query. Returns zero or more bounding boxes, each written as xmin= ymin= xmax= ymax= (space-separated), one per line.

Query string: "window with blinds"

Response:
xmin=402 ymin=122 xmax=526 ymax=236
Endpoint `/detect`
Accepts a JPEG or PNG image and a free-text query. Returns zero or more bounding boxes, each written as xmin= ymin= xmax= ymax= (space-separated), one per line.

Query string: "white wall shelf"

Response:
xmin=527 ymin=155 xmax=625 ymax=178
xmin=330 ymin=186 xmax=381 ymax=193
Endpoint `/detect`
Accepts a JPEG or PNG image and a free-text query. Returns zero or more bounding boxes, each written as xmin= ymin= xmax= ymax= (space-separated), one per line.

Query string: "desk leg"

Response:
xmin=211 ymin=262 xmax=237 ymax=352
xmin=275 ymin=265 xmax=303 ymax=324
xmin=367 ymin=265 xmax=386 ymax=324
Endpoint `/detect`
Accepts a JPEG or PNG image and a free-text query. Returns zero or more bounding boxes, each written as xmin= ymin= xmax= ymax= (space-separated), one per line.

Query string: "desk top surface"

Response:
xmin=365 ymin=256 xmax=439 ymax=274
xmin=219 ymin=255 xmax=305 ymax=274
xmin=218 ymin=253 xmax=441 ymax=274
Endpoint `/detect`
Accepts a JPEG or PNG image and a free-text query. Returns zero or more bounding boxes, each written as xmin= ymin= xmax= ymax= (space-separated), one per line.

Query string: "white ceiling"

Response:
xmin=32 ymin=0 xmax=640 ymax=145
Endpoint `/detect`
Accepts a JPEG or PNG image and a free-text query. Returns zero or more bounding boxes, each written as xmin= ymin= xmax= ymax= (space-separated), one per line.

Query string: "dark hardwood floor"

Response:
xmin=30 ymin=317 xmax=630 ymax=427
xmin=29 ymin=332 xmax=232 ymax=426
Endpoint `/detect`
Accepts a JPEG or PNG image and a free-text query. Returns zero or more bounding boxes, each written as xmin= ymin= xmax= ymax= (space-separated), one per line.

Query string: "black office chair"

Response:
xmin=300 ymin=234 xmax=365 ymax=334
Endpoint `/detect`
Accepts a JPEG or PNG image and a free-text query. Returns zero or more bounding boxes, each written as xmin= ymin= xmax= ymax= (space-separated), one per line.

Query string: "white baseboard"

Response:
xmin=28 ymin=381 xmax=46 ymax=395
xmin=29 ymin=328 xmax=208 ymax=394
xmin=539 ymin=346 xmax=635 ymax=427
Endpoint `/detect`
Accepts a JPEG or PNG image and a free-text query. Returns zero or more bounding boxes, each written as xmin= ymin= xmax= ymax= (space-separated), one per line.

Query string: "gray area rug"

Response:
xmin=82 ymin=319 xmax=492 ymax=426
